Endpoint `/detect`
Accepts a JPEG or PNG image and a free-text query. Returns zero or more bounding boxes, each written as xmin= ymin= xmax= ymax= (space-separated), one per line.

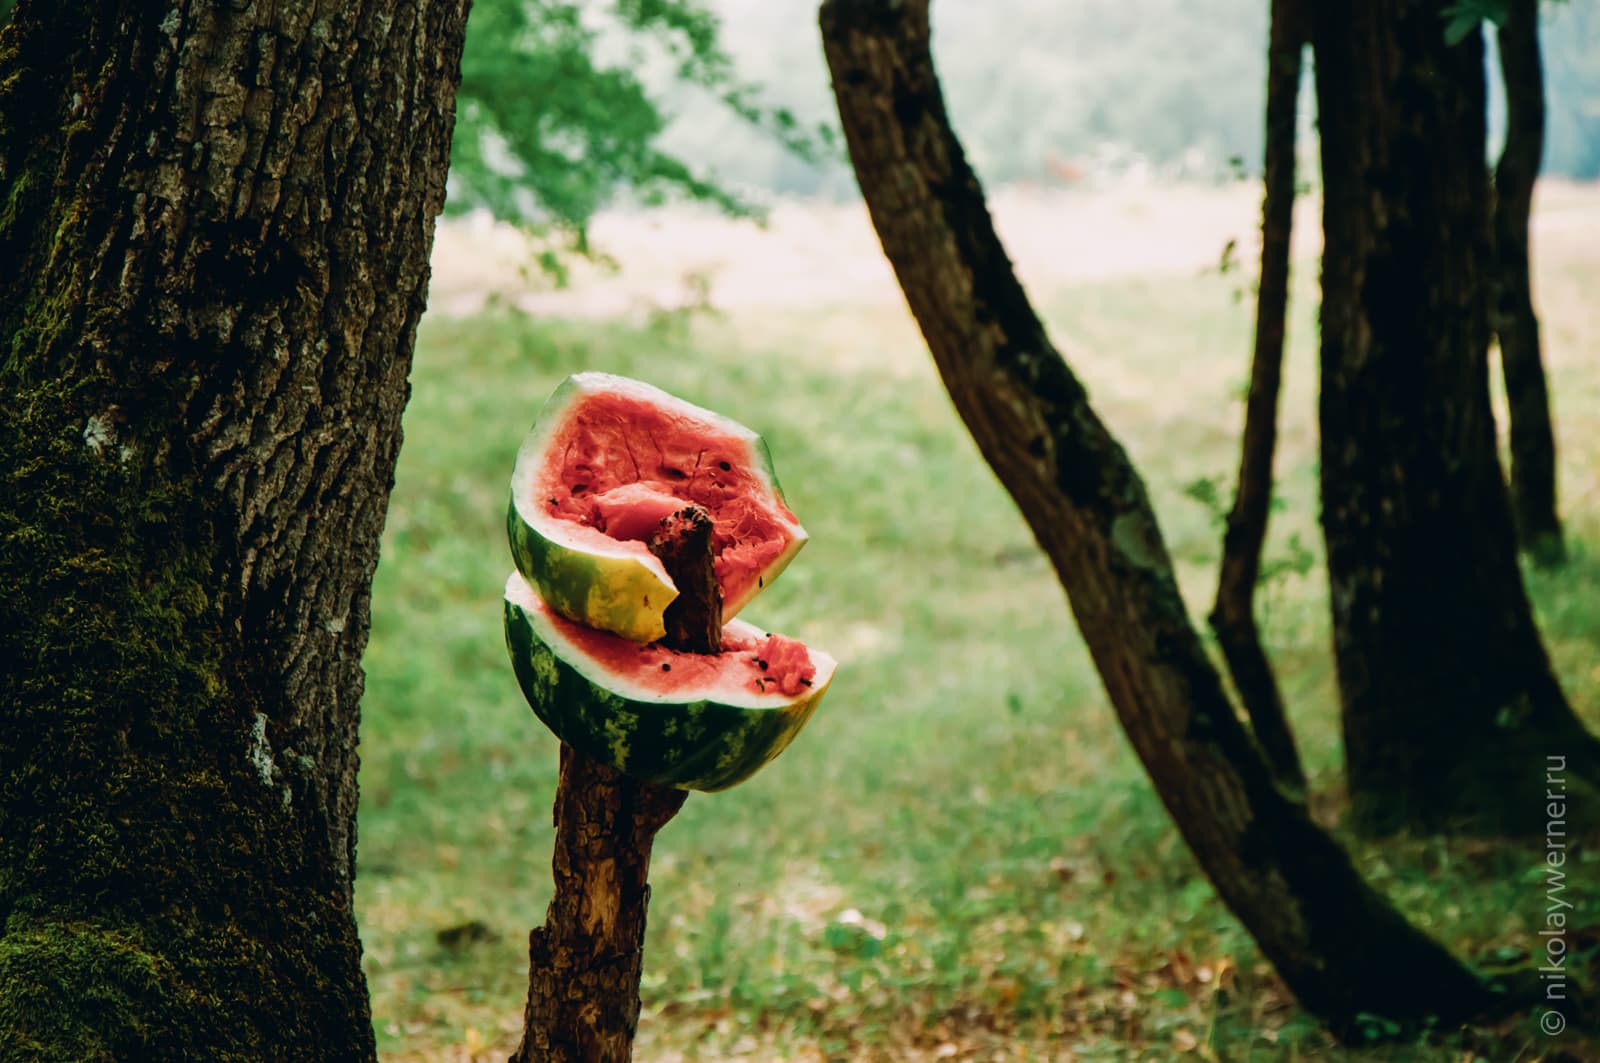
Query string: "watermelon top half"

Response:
xmin=508 ymin=372 xmax=808 ymax=643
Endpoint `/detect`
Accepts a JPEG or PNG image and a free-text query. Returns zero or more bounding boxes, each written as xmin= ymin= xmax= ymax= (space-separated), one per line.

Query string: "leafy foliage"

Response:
xmin=449 ymin=0 xmax=830 ymax=259
xmin=1443 ymin=0 xmax=1508 ymax=46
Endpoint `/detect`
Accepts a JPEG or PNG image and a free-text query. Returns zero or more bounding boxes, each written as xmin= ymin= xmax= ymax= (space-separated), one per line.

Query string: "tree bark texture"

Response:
xmin=1493 ymin=0 xmax=1564 ymax=567
xmin=511 ymin=509 xmax=713 ymax=1062
xmin=1310 ymin=0 xmax=1600 ymax=836
xmin=820 ymin=0 xmax=1503 ymax=1037
xmin=650 ymin=506 xmax=724 ymax=655
xmin=510 ymin=749 xmax=687 ymax=1063
xmin=0 ymin=2 xmax=468 ymax=1059
xmin=1210 ymin=0 xmax=1308 ymax=794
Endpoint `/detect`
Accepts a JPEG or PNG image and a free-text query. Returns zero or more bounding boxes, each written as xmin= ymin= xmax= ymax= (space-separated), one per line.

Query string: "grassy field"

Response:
xmin=356 ymin=189 xmax=1600 ymax=1061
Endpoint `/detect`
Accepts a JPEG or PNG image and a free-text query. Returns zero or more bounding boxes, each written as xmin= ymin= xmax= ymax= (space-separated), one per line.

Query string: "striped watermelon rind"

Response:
xmin=503 ymin=571 xmax=834 ymax=792
xmin=508 ymin=373 xmax=807 ymax=644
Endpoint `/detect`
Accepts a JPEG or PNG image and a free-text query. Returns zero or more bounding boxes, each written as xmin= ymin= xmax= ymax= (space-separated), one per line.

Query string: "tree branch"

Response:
xmin=1493 ymin=0 xmax=1564 ymax=566
xmin=1209 ymin=0 xmax=1308 ymax=792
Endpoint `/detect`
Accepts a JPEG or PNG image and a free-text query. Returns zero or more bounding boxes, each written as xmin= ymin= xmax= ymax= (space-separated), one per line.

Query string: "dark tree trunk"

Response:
xmin=1493 ymin=0 xmax=1564 ymax=567
xmin=1210 ymin=0 xmax=1308 ymax=793
xmin=0 ymin=2 xmax=468 ymax=1058
xmin=820 ymin=0 xmax=1511 ymax=1038
xmin=1309 ymin=1 xmax=1600 ymax=837
xmin=510 ymin=508 xmax=714 ymax=1061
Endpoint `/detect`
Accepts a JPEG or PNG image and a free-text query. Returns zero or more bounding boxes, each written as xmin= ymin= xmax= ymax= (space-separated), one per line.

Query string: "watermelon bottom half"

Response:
xmin=503 ymin=572 xmax=835 ymax=792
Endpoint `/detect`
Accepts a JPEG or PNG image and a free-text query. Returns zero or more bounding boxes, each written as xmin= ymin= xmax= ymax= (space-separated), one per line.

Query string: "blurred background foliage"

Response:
xmin=3 ymin=0 xmax=1595 ymax=218
xmin=442 ymin=0 xmax=1600 ymax=225
xmin=444 ymin=0 xmax=835 ymax=271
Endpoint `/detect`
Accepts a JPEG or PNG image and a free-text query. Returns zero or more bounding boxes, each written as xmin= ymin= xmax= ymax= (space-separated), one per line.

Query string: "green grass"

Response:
xmin=356 ymin=263 xmax=1600 ymax=1061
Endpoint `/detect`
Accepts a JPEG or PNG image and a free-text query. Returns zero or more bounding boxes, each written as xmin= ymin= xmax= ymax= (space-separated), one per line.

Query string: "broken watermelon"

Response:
xmin=507 ymin=372 xmax=807 ymax=644
xmin=503 ymin=572 xmax=836 ymax=791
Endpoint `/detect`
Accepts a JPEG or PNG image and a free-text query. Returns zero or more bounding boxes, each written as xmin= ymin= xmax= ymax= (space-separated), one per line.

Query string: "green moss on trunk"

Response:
xmin=0 ymin=395 xmax=374 ymax=1059
xmin=0 ymin=1 xmax=470 ymax=1056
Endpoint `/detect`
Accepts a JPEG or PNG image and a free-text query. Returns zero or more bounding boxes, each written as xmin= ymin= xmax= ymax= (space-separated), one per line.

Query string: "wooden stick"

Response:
xmin=649 ymin=507 xmax=723 ymax=655
xmin=511 ymin=505 xmax=720 ymax=1063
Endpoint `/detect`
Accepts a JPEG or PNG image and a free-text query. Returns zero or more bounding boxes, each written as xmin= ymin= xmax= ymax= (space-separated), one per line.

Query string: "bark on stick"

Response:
xmin=512 ymin=506 xmax=720 ymax=1062
xmin=651 ymin=507 xmax=724 ymax=654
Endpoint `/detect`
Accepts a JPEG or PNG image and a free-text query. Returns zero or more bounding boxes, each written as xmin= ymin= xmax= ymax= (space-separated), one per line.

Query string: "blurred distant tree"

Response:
xmin=1492 ymin=0 xmax=1564 ymax=565
xmin=657 ymin=0 xmax=1599 ymax=193
xmin=450 ymin=0 xmax=829 ymax=271
xmin=821 ymin=0 xmax=1521 ymax=1039
xmin=0 ymin=1 xmax=467 ymax=1057
xmin=1541 ymin=0 xmax=1600 ymax=178
xmin=1310 ymin=0 xmax=1600 ymax=836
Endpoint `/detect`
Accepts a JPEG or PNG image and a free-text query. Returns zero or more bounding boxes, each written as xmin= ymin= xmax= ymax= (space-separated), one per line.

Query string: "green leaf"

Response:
xmin=449 ymin=0 xmax=833 ymax=273
xmin=1441 ymin=0 xmax=1509 ymax=45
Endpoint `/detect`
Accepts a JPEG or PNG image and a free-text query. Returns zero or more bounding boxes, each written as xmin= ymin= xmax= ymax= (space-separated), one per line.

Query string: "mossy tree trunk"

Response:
xmin=1493 ymin=0 xmax=1564 ymax=567
xmin=1309 ymin=0 xmax=1600 ymax=837
xmin=0 ymin=2 xmax=468 ymax=1059
xmin=819 ymin=0 xmax=1509 ymax=1038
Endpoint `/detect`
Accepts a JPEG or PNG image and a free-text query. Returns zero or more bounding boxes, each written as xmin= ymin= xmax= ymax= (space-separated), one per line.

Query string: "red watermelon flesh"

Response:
xmin=503 ymin=569 xmax=834 ymax=791
xmin=536 ymin=391 xmax=799 ymax=607
xmin=551 ymin=603 xmax=818 ymax=699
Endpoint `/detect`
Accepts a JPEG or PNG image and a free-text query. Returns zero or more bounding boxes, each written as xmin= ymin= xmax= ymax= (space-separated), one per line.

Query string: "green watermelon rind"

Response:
xmin=508 ymin=372 xmax=807 ymax=644
xmin=503 ymin=572 xmax=833 ymax=792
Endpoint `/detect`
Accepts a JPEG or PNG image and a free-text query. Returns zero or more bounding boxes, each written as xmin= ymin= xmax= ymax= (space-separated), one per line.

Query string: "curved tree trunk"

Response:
xmin=1309 ymin=0 xmax=1600 ymax=837
xmin=0 ymin=2 xmax=468 ymax=1058
xmin=1210 ymin=0 xmax=1308 ymax=793
xmin=1493 ymin=0 xmax=1564 ymax=567
xmin=819 ymin=0 xmax=1506 ymax=1037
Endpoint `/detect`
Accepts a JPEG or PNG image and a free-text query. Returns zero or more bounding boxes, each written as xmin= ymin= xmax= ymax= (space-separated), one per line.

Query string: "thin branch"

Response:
xmin=1209 ymin=0 xmax=1308 ymax=792
xmin=1493 ymin=0 xmax=1564 ymax=566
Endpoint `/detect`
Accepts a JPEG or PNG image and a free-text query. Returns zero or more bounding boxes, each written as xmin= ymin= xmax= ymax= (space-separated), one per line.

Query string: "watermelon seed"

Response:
xmin=719 ymin=461 xmax=731 ymax=471
xmin=570 ymin=483 xmax=588 ymax=494
xmin=661 ymin=663 xmax=671 ymax=672
xmin=663 ymin=466 xmax=687 ymax=479
xmin=800 ymin=678 xmax=812 ymax=687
